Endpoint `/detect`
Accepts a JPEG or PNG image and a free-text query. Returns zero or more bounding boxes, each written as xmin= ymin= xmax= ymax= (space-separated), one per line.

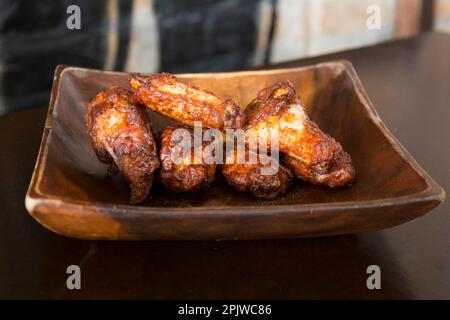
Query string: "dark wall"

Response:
xmin=155 ymin=0 xmax=260 ymax=73
xmin=0 ymin=0 xmax=112 ymax=114
xmin=0 ymin=0 xmax=267 ymax=115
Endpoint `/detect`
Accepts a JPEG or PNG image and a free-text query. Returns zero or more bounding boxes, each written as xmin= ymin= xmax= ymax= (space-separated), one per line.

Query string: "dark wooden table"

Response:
xmin=1 ymin=32 xmax=449 ymax=299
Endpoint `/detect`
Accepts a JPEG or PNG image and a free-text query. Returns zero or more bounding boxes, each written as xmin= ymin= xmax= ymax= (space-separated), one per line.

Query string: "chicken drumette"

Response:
xmin=221 ymin=146 xmax=293 ymax=199
xmin=130 ymin=73 xmax=247 ymax=130
xmin=244 ymin=81 xmax=355 ymax=188
xmin=86 ymin=87 xmax=160 ymax=204
xmin=159 ymin=125 xmax=219 ymax=192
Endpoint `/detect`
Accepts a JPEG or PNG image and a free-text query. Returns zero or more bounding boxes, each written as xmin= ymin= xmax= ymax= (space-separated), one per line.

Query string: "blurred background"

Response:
xmin=0 ymin=0 xmax=449 ymax=115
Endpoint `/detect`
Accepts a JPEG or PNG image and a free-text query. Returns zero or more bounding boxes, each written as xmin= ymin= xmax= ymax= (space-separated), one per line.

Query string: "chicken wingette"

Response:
xmin=86 ymin=87 xmax=160 ymax=204
xmin=130 ymin=73 xmax=247 ymax=130
xmin=244 ymin=81 xmax=355 ymax=188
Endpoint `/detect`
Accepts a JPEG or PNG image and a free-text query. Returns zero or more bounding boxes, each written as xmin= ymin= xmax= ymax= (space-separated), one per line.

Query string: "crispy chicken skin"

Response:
xmin=130 ymin=73 xmax=247 ymax=130
xmin=245 ymin=81 xmax=355 ymax=188
xmin=221 ymin=147 xmax=293 ymax=199
xmin=86 ymin=87 xmax=160 ymax=204
xmin=159 ymin=125 xmax=218 ymax=192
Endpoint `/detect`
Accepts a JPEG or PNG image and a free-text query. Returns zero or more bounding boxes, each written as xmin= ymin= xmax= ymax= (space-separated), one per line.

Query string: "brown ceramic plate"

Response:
xmin=25 ymin=61 xmax=445 ymax=240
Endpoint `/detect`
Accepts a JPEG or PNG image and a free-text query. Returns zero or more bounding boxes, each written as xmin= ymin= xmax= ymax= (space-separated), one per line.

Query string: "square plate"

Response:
xmin=25 ymin=61 xmax=445 ymax=240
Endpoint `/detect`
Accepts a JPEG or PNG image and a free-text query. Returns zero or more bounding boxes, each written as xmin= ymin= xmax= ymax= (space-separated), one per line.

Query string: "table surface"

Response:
xmin=1 ymin=32 xmax=449 ymax=299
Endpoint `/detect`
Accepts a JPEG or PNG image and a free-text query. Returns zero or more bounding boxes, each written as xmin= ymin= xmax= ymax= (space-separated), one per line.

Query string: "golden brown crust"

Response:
xmin=86 ymin=86 xmax=160 ymax=204
xmin=245 ymin=81 xmax=355 ymax=188
xmin=130 ymin=73 xmax=247 ymax=130
xmin=282 ymin=151 xmax=355 ymax=188
xmin=159 ymin=125 xmax=217 ymax=192
xmin=246 ymin=81 xmax=296 ymax=125
xmin=221 ymin=148 xmax=293 ymax=199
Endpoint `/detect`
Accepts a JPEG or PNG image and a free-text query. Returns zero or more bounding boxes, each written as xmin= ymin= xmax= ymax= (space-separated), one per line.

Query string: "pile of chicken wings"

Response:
xmin=86 ymin=73 xmax=355 ymax=204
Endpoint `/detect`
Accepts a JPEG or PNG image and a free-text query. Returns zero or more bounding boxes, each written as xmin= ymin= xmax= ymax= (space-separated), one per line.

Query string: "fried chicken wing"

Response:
xmin=221 ymin=147 xmax=293 ymax=199
xmin=86 ymin=87 xmax=160 ymax=204
xmin=244 ymin=81 xmax=355 ymax=188
xmin=159 ymin=125 xmax=218 ymax=192
xmin=130 ymin=73 xmax=247 ymax=130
